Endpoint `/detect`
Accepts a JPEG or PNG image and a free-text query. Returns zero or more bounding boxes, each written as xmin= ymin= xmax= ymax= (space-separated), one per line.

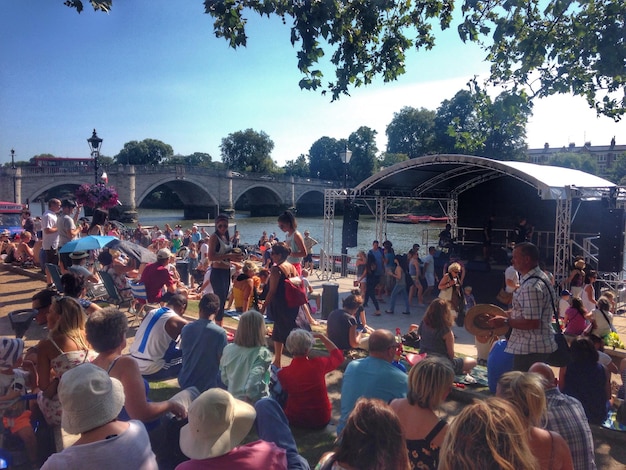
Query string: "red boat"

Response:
xmin=407 ymin=215 xmax=448 ymax=224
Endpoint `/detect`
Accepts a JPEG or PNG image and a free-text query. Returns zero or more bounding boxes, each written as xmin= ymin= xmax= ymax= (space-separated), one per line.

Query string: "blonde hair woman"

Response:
xmin=36 ymin=296 xmax=96 ymax=426
xmin=497 ymin=371 xmax=574 ymax=469
xmin=390 ymin=356 xmax=454 ymax=469
xmin=438 ymin=262 xmax=463 ymax=321
xmin=439 ymin=398 xmax=538 ymax=470
xmin=219 ymin=310 xmax=272 ymax=403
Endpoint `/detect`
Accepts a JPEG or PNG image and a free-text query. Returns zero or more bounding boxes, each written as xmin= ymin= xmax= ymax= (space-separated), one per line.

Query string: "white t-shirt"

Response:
xmin=41 ymin=209 xmax=58 ymax=250
xmin=200 ymin=243 xmax=209 ymax=262
xmin=41 ymin=421 xmax=157 ymax=470
xmin=504 ymin=265 xmax=519 ymax=293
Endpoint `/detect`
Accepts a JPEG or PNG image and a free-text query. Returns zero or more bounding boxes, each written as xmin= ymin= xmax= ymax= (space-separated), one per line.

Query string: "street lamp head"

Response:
xmin=87 ymin=129 xmax=103 ymax=153
xmin=340 ymin=145 xmax=352 ymax=164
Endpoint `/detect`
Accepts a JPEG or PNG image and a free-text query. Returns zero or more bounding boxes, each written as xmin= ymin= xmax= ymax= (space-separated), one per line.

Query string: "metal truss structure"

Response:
xmin=322 ymin=155 xmax=626 ymax=284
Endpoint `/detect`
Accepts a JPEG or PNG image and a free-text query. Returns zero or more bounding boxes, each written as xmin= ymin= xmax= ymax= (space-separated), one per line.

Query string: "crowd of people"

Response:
xmin=2 ymin=201 xmax=626 ymax=469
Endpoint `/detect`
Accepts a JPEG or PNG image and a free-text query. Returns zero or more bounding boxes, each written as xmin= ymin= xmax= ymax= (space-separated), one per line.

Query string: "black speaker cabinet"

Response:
xmin=597 ymin=208 xmax=625 ymax=272
xmin=342 ymin=203 xmax=359 ymax=248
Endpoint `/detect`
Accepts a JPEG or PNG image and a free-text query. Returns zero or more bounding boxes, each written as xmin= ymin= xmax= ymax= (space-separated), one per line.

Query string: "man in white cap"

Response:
xmin=139 ymin=248 xmax=177 ymax=304
xmin=178 ymin=389 xmax=309 ymax=469
xmin=41 ymin=363 xmax=157 ymax=469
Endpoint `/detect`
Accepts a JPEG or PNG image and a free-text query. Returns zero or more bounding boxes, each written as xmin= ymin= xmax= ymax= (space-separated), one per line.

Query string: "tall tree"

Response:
xmin=167 ymin=152 xmax=213 ymax=167
xmin=308 ymin=137 xmax=343 ymax=181
xmin=378 ymin=152 xmax=409 ymax=169
xmin=608 ymin=152 xmax=626 ymax=184
xmin=114 ymin=139 xmax=173 ymax=165
xmin=481 ymin=91 xmax=530 ymax=161
xmin=386 ymin=107 xmax=436 ymax=158
xmin=283 ymin=154 xmax=309 ymax=177
xmin=220 ymin=129 xmax=275 ymax=173
xmin=543 ymin=151 xmax=599 ymax=175
xmin=348 ymin=126 xmax=378 ymax=185
xmin=433 ymin=85 xmax=530 ymax=160
xmin=68 ymin=1 xmax=626 ymax=118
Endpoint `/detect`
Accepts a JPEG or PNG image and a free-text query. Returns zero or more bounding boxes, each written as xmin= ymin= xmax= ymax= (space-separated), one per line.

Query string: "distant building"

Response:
xmin=527 ymin=137 xmax=626 ymax=176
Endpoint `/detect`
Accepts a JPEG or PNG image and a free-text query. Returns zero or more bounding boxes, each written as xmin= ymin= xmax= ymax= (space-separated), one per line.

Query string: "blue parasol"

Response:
xmin=59 ymin=235 xmax=118 ymax=253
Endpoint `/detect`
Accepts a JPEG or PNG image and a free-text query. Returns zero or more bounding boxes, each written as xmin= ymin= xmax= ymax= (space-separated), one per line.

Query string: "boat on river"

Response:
xmin=388 ymin=214 xmax=448 ymax=224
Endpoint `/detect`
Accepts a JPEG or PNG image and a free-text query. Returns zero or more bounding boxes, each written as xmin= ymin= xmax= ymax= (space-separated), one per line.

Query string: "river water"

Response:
xmin=135 ymin=209 xmax=446 ymax=257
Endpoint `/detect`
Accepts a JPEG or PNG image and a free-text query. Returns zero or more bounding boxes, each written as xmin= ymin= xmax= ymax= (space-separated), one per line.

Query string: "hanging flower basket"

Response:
xmin=75 ymin=183 xmax=119 ymax=209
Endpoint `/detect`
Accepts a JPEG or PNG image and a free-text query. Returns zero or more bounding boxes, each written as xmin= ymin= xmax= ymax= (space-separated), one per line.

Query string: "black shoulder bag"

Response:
xmin=525 ymin=276 xmax=572 ymax=367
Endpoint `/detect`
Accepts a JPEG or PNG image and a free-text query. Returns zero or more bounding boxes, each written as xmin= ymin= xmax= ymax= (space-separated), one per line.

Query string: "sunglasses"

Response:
xmin=216 ymin=224 xmax=228 ymax=229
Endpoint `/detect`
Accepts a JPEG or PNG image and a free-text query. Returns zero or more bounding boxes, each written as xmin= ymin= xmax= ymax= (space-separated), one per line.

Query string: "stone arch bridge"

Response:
xmin=1 ymin=165 xmax=337 ymax=220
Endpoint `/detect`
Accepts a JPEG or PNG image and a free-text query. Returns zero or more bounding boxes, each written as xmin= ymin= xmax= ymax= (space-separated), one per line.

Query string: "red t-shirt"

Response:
xmin=140 ymin=262 xmax=175 ymax=303
xmin=277 ymin=349 xmax=344 ymax=428
xmin=175 ymin=440 xmax=286 ymax=470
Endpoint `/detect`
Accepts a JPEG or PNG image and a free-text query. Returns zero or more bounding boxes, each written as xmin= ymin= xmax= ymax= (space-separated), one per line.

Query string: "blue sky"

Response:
xmin=1 ymin=1 xmax=625 ymax=167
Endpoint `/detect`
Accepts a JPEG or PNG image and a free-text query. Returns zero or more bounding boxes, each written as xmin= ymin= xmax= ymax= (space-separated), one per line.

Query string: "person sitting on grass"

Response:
xmin=86 ymin=307 xmax=188 ymax=426
xmin=219 ymin=310 xmax=272 ymax=404
xmin=176 ymin=388 xmax=310 ymax=470
xmin=438 ymin=398 xmax=538 ymax=470
xmin=277 ymin=330 xmax=343 ymax=429
xmin=178 ymin=294 xmax=228 ymax=393
xmin=326 ymin=291 xmax=370 ymax=351
xmin=40 ymin=363 xmax=157 ymax=470
xmin=418 ymin=298 xmax=476 ymax=375
xmin=390 ymin=356 xmax=455 ymax=470
xmin=317 ymin=397 xmax=410 ymax=470
xmin=129 ymin=294 xmax=189 ymax=381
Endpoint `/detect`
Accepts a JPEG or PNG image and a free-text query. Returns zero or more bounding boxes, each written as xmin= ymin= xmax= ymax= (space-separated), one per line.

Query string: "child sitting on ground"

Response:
xmin=0 ymin=339 xmax=38 ymax=468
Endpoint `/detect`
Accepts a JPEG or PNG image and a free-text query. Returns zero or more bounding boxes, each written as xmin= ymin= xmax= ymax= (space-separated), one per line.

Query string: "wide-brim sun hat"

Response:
xmin=59 ymin=363 xmax=124 ymax=434
xmin=464 ymin=304 xmax=510 ymax=337
xmin=179 ymin=388 xmax=256 ymax=460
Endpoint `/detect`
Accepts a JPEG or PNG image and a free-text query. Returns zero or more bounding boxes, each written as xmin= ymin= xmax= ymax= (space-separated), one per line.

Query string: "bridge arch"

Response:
xmin=233 ymin=184 xmax=285 ymax=216
xmin=295 ymin=189 xmax=325 ymax=216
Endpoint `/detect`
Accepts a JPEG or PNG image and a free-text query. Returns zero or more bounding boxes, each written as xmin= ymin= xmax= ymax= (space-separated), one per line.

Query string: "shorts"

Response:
xmin=451 ymin=357 xmax=464 ymax=375
xmin=59 ymin=251 xmax=72 ymax=269
xmin=45 ymin=248 xmax=59 ymax=265
xmin=425 ymin=272 xmax=435 ymax=287
xmin=303 ymin=254 xmax=313 ymax=263
xmin=3 ymin=410 xmax=32 ymax=434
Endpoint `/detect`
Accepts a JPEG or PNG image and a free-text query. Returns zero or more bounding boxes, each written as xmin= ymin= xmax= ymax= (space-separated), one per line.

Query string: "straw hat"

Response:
xmin=464 ymin=304 xmax=509 ymax=337
xmin=69 ymin=251 xmax=89 ymax=260
xmin=179 ymin=388 xmax=256 ymax=460
xmin=59 ymin=363 xmax=124 ymax=434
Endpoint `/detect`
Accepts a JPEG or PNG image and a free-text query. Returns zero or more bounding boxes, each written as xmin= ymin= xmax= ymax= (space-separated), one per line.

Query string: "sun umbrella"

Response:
xmin=59 ymin=235 xmax=118 ymax=253
xmin=105 ymin=238 xmax=157 ymax=264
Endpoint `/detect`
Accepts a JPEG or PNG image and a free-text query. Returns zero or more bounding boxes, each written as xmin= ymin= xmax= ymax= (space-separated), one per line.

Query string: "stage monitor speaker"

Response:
xmin=342 ymin=203 xmax=359 ymax=248
xmin=597 ymin=208 xmax=625 ymax=272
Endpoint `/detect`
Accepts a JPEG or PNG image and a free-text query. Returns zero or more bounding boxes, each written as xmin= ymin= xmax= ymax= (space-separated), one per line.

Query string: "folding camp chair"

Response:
xmin=128 ymin=281 xmax=159 ymax=325
xmin=98 ymin=270 xmax=133 ymax=312
xmin=45 ymin=263 xmax=64 ymax=293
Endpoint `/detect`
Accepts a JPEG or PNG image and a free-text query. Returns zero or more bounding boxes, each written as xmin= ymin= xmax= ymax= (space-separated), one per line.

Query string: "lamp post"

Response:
xmin=339 ymin=145 xmax=353 ymax=276
xmin=10 ymin=149 xmax=16 ymax=203
xmin=87 ymin=129 xmax=103 ymax=185
xmin=340 ymin=145 xmax=352 ymax=189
